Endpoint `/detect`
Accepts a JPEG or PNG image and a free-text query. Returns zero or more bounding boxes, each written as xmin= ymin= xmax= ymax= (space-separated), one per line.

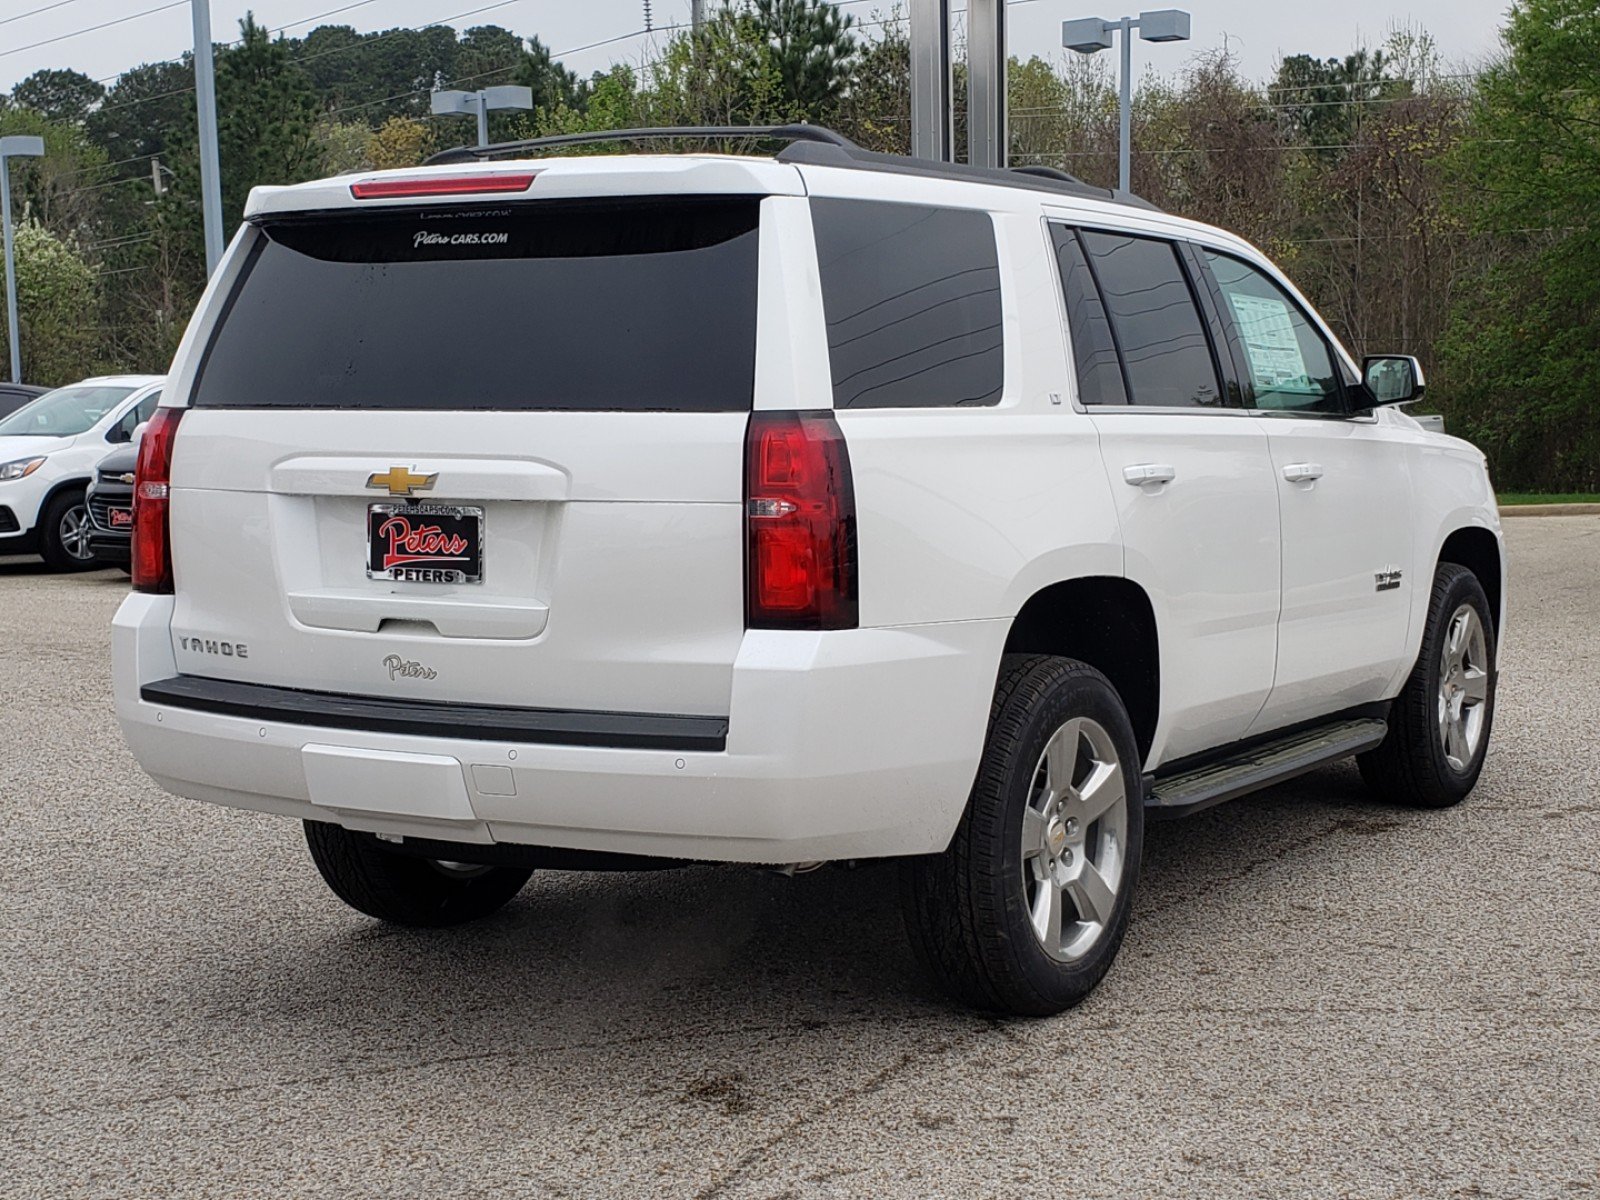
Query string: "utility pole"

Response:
xmin=191 ymin=0 xmax=225 ymax=275
xmin=1 ymin=136 xmax=45 ymax=384
xmin=691 ymin=0 xmax=704 ymax=32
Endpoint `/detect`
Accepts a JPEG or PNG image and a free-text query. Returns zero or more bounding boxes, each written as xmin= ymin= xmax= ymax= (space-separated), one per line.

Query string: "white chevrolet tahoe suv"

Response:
xmin=114 ymin=127 xmax=1504 ymax=1016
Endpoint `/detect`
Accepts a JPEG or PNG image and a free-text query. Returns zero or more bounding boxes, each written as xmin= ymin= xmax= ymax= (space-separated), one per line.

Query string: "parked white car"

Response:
xmin=0 ymin=375 xmax=164 ymax=569
xmin=112 ymin=128 xmax=1504 ymax=1015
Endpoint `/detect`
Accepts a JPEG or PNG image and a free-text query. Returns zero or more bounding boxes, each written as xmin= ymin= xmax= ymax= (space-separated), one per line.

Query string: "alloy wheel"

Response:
xmin=1438 ymin=603 xmax=1490 ymax=772
xmin=60 ymin=504 xmax=95 ymax=562
xmin=1020 ymin=716 xmax=1130 ymax=962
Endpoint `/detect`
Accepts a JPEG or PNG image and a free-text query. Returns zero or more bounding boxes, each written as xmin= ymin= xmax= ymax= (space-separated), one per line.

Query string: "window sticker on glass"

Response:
xmin=1227 ymin=293 xmax=1314 ymax=393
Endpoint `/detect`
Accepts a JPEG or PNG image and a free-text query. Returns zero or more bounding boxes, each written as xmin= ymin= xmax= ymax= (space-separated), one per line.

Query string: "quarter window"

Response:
xmin=1050 ymin=225 xmax=1127 ymax=406
xmin=1203 ymin=250 xmax=1344 ymax=414
xmin=811 ymin=199 xmax=1004 ymax=408
xmin=1078 ymin=230 xmax=1224 ymax=408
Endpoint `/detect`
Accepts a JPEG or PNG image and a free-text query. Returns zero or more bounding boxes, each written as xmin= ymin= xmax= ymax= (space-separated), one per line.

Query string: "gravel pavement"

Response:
xmin=2 ymin=517 xmax=1597 ymax=1199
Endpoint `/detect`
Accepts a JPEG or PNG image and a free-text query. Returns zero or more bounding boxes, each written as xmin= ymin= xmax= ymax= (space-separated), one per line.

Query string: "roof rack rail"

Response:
xmin=774 ymin=140 xmax=1159 ymax=211
xmin=427 ymin=123 xmax=857 ymax=165
xmin=423 ymin=121 xmax=1158 ymax=212
xmin=1010 ymin=164 xmax=1087 ymax=185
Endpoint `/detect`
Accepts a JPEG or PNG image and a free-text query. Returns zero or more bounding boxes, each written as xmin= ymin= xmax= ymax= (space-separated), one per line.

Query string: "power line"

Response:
xmin=91 ymin=0 xmax=520 ymax=120
xmin=0 ymin=0 xmax=85 ymax=30
xmin=86 ymin=0 xmax=382 ymax=85
xmin=0 ymin=0 xmax=188 ymax=61
xmin=272 ymin=0 xmax=384 ymax=36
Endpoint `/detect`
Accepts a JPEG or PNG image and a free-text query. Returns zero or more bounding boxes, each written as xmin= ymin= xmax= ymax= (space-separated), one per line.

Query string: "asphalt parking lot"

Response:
xmin=2 ymin=516 xmax=1597 ymax=1200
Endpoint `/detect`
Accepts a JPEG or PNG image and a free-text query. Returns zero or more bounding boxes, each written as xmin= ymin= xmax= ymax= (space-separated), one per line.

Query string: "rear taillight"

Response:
xmin=744 ymin=411 xmax=857 ymax=630
xmin=132 ymin=407 xmax=184 ymax=594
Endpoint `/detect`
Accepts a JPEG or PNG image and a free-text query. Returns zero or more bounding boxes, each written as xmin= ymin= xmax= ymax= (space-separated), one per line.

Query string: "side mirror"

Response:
xmin=1362 ymin=355 xmax=1426 ymax=407
xmin=130 ymin=420 xmax=150 ymax=447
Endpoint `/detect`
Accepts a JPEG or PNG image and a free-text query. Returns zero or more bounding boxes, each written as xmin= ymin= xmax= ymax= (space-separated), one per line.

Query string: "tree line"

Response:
xmin=0 ymin=0 xmax=1593 ymax=491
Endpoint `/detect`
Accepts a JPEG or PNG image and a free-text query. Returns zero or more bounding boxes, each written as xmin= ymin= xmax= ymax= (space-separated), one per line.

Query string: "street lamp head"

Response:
xmin=1138 ymin=9 xmax=1191 ymax=42
xmin=479 ymin=85 xmax=534 ymax=112
xmin=431 ymin=87 xmax=534 ymax=116
xmin=0 ymin=136 xmax=46 ymax=161
xmin=430 ymin=90 xmax=476 ymax=116
xmin=1063 ymin=17 xmax=1114 ymax=53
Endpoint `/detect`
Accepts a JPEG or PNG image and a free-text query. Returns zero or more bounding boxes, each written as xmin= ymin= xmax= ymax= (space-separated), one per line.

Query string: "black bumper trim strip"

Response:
xmin=140 ymin=675 xmax=729 ymax=752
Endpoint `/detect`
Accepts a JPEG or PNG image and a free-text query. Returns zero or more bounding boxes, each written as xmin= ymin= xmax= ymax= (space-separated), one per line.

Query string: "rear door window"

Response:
xmin=193 ymin=198 xmax=761 ymax=412
xmin=1078 ymin=230 xmax=1225 ymax=409
xmin=811 ymin=198 xmax=1004 ymax=408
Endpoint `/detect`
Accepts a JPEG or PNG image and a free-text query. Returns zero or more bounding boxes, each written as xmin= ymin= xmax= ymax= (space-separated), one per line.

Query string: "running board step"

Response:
xmin=1146 ymin=718 xmax=1388 ymax=818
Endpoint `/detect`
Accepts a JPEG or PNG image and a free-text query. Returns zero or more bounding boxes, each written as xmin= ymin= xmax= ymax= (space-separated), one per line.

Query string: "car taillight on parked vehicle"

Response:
xmin=132 ymin=407 xmax=184 ymax=594
xmin=744 ymin=411 xmax=858 ymax=630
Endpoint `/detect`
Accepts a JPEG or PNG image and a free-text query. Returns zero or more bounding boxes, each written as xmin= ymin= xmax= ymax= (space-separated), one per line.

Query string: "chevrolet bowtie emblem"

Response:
xmin=367 ymin=466 xmax=438 ymax=497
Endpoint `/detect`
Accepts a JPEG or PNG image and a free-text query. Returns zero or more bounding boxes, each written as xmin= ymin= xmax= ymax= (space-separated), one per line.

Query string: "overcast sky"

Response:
xmin=0 ymin=0 xmax=1512 ymax=96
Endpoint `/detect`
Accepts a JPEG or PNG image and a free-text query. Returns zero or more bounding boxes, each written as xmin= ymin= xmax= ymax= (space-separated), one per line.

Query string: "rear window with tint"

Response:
xmin=811 ymin=198 xmax=1004 ymax=408
xmin=193 ymin=198 xmax=761 ymax=411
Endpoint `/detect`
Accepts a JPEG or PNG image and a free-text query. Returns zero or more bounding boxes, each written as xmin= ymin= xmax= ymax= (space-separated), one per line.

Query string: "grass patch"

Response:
xmin=1497 ymin=493 xmax=1600 ymax=506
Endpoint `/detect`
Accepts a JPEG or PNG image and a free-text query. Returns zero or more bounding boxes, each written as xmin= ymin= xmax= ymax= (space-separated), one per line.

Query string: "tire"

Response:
xmin=304 ymin=820 xmax=532 ymax=927
xmin=39 ymin=490 xmax=99 ymax=572
xmin=1358 ymin=563 xmax=1496 ymax=808
xmin=901 ymin=655 xmax=1145 ymax=1016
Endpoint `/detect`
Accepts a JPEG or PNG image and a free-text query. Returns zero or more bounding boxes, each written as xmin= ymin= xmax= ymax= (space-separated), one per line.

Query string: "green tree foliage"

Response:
xmin=649 ymin=5 xmax=788 ymax=127
xmin=1269 ymin=49 xmax=1403 ymax=158
xmin=366 ymin=115 xmax=435 ymax=169
xmin=833 ymin=17 xmax=910 ymax=153
xmin=751 ymin=0 xmax=859 ymax=112
xmin=86 ymin=59 xmax=195 ymax=171
xmin=517 ymin=35 xmax=588 ymax=115
xmin=0 ymin=105 xmax=110 ymax=233
xmin=11 ymin=69 xmax=105 ymax=125
xmin=0 ymin=221 xmax=103 ymax=387
xmin=164 ymin=15 xmax=322 ymax=244
xmin=298 ymin=24 xmax=459 ymax=124
xmin=1439 ymin=0 xmax=1600 ymax=490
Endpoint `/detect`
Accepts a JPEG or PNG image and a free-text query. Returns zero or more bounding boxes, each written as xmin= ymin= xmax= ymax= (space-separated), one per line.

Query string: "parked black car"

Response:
xmin=86 ymin=444 xmax=136 ymax=569
xmin=0 ymin=382 xmax=48 ymax=419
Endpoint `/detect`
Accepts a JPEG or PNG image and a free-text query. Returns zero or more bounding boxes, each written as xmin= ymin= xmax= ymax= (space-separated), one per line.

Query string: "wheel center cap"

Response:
xmin=1046 ymin=819 xmax=1068 ymax=854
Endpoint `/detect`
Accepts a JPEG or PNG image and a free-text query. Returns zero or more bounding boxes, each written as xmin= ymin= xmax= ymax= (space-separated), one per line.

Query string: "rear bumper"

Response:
xmin=114 ymin=593 xmax=1003 ymax=862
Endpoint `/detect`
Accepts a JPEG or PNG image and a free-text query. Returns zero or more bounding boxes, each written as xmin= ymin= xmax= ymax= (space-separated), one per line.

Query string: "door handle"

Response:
xmin=1123 ymin=463 xmax=1176 ymax=486
xmin=1281 ymin=462 xmax=1324 ymax=483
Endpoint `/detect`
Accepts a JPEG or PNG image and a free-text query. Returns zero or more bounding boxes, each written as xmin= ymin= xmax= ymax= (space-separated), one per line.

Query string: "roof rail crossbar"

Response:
xmin=427 ymin=123 xmax=857 ymax=165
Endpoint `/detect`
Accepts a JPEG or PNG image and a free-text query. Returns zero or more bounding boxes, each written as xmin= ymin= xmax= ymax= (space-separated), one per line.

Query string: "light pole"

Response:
xmin=431 ymin=86 xmax=534 ymax=149
xmin=192 ymin=0 xmax=225 ymax=275
xmin=909 ymin=0 xmax=952 ymax=162
xmin=0 ymin=135 xmax=45 ymax=385
xmin=1063 ymin=9 xmax=1191 ymax=193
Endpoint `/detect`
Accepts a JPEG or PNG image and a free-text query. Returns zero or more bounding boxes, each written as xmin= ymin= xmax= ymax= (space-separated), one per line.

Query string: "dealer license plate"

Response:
xmin=366 ymin=503 xmax=484 ymax=584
